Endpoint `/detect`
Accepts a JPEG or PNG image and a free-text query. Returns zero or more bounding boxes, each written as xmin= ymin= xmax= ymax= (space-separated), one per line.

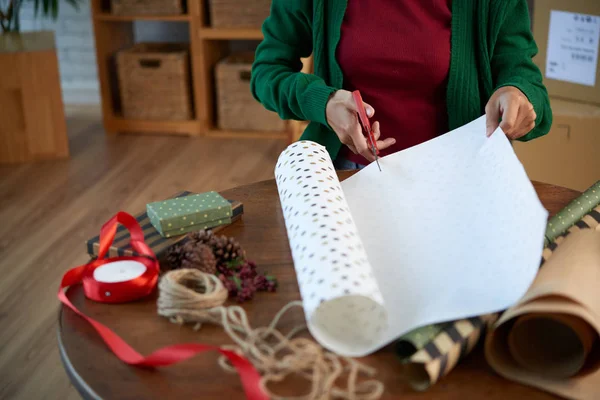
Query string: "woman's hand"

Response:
xmin=326 ymin=90 xmax=395 ymax=162
xmin=485 ymin=86 xmax=537 ymax=139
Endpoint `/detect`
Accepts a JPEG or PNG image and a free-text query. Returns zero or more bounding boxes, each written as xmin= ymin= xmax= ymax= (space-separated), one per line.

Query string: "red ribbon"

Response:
xmin=58 ymin=211 xmax=268 ymax=400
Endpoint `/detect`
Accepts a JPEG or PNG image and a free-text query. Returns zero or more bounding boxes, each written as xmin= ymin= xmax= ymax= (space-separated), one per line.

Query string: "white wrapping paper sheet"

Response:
xmin=274 ymin=116 xmax=549 ymax=357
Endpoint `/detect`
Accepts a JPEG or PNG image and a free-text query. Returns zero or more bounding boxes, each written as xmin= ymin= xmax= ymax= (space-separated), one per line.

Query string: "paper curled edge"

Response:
xmin=485 ymin=226 xmax=600 ymax=400
xmin=398 ymin=199 xmax=600 ymax=393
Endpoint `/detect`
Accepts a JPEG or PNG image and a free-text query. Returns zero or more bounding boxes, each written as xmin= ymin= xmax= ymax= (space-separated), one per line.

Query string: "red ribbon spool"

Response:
xmin=58 ymin=211 xmax=267 ymax=400
xmin=80 ymin=211 xmax=158 ymax=303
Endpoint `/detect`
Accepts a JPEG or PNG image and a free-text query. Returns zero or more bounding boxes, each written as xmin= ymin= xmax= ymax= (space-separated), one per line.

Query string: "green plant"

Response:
xmin=0 ymin=0 xmax=83 ymax=34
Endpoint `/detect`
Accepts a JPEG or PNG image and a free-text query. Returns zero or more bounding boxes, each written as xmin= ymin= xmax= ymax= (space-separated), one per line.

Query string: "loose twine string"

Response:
xmin=157 ymin=268 xmax=384 ymax=400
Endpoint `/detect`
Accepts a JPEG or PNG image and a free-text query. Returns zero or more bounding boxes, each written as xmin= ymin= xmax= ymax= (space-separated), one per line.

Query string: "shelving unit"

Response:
xmin=90 ymin=0 xmax=310 ymax=142
xmin=94 ymin=13 xmax=192 ymax=22
xmin=199 ymin=28 xmax=263 ymax=40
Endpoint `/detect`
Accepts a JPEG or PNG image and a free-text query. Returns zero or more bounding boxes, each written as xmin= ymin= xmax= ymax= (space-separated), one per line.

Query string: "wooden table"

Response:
xmin=58 ymin=172 xmax=581 ymax=399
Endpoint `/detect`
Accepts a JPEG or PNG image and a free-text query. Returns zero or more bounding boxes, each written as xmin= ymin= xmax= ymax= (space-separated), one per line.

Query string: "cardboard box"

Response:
xmin=513 ymin=98 xmax=600 ymax=192
xmin=532 ymin=0 xmax=600 ymax=105
xmin=527 ymin=0 xmax=534 ymax=25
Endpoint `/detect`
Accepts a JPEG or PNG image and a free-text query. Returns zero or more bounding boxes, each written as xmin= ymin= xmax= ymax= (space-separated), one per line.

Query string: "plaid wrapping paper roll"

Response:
xmin=400 ymin=315 xmax=499 ymax=391
xmin=395 ymin=323 xmax=451 ymax=360
xmin=85 ymin=191 xmax=244 ymax=260
xmin=398 ymin=188 xmax=600 ymax=390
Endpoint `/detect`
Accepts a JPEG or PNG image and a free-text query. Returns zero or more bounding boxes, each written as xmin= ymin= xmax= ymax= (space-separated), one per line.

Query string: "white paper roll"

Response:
xmin=274 ymin=141 xmax=388 ymax=356
xmin=275 ymin=116 xmax=549 ymax=357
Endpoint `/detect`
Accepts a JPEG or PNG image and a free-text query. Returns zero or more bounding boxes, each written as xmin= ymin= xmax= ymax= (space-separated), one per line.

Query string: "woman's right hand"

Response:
xmin=325 ymin=90 xmax=396 ymax=162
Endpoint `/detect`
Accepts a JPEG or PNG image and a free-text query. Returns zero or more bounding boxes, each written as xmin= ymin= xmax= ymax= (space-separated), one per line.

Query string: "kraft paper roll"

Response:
xmin=544 ymin=180 xmax=600 ymax=245
xmin=485 ymin=229 xmax=600 ymax=400
xmin=398 ymin=183 xmax=600 ymax=374
xmin=401 ymin=204 xmax=600 ymax=392
xmin=507 ymin=313 xmax=597 ymax=379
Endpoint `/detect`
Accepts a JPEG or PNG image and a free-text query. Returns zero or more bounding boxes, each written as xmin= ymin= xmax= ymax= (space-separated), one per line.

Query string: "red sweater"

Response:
xmin=336 ymin=0 xmax=452 ymax=165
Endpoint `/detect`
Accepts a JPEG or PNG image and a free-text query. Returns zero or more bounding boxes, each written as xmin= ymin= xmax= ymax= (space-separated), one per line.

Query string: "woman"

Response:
xmin=250 ymin=0 xmax=552 ymax=169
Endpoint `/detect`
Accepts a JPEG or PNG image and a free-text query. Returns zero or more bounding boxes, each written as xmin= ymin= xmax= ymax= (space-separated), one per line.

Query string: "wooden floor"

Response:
xmin=0 ymin=106 xmax=288 ymax=400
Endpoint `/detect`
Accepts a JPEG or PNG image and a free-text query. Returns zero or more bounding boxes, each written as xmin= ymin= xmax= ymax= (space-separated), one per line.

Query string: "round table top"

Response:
xmin=58 ymin=172 xmax=581 ymax=399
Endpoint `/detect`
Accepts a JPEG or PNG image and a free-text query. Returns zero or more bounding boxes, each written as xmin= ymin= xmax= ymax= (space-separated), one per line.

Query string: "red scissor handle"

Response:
xmin=352 ymin=90 xmax=379 ymax=155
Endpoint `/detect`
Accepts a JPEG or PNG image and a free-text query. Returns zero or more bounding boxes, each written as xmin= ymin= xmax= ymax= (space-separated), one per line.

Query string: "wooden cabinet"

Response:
xmin=0 ymin=31 xmax=69 ymax=164
xmin=90 ymin=0 xmax=311 ymax=142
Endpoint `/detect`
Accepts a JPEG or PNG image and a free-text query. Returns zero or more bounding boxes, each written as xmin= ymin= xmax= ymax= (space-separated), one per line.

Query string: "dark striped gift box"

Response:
xmin=401 ymin=204 xmax=600 ymax=390
xmin=85 ymin=191 xmax=244 ymax=260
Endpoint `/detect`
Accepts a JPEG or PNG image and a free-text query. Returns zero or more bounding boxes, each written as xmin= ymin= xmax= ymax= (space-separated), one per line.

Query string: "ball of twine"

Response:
xmin=157 ymin=269 xmax=384 ymax=400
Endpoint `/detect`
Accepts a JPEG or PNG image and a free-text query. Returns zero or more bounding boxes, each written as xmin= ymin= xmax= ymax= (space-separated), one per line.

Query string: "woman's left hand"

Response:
xmin=485 ymin=86 xmax=536 ymax=139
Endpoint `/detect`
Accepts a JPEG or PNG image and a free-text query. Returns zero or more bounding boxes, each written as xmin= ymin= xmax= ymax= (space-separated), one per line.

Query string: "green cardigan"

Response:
xmin=250 ymin=0 xmax=552 ymax=160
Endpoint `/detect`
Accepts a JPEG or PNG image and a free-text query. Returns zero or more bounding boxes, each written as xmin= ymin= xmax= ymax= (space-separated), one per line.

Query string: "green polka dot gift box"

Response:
xmin=146 ymin=191 xmax=233 ymax=238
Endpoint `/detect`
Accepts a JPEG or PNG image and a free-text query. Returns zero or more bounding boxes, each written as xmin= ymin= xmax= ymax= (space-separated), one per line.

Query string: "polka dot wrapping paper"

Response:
xmin=544 ymin=180 xmax=600 ymax=246
xmin=274 ymin=116 xmax=549 ymax=358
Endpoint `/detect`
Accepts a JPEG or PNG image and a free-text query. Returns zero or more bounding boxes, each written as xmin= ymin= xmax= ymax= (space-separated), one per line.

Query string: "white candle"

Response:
xmin=93 ymin=260 xmax=147 ymax=283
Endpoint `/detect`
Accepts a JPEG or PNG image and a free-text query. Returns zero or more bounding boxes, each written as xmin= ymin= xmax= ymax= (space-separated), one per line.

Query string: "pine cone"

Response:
xmin=212 ymin=235 xmax=245 ymax=265
xmin=188 ymin=230 xmax=213 ymax=246
xmin=180 ymin=243 xmax=217 ymax=274
xmin=187 ymin=230 xmax=246 ymax=266
xmin=164 ymin=244 xmax=185 ymax=271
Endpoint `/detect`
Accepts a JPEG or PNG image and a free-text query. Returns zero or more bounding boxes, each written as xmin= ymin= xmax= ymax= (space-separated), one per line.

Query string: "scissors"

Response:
xmin=352 ymin=90 xmax=381 ymax=171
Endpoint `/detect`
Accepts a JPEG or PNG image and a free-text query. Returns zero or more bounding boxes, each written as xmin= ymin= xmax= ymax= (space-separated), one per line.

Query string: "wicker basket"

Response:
xmin=116 ymin=43 xmax=193 ymax=121
xmin=215 ymin=53 xmax=285 ymax=132
xmin=111 ymin=0 xmax=184 ymax=15
xmin=209 ymin=0 xmax=271 ymax=28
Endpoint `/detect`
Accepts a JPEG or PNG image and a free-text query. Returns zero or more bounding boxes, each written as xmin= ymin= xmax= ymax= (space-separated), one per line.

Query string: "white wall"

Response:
xmin=19 ymin=1 xmax=189 ymax=105
xmin=20 ymin=1 xmax=99 ymax=104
